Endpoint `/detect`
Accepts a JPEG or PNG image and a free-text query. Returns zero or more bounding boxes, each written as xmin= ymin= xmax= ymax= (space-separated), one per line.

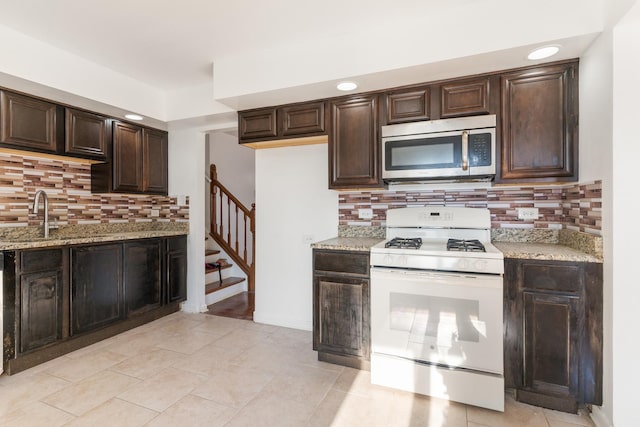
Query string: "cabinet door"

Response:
xmin=71 ymin=244 xmax=123 ymax=334
xmin=142 ymin=128 xmax=168 ymax=194
xmin=19 ymin=269 xmax=63 ymax=353
xmin=329 ymin=95 xmax=380 ymax=189
xmin=239 ymin=108 xmax=277 ymax=141
xmin=124 ymin=240 xmax=161 ymax=316
xmin=441 ymin=77 xmax=490 ymax=118
xmin=112 ymin=121 xmax=143 ymax=192
xmin=0 ymin=91 xmax=60 ymax=152
xmin=65 ymin=108 xmax=109 ymax=159
xmin=280 ymin=102 xmax=326 ymax=137
xmin=314 ymin=276 xmax=369 ymax=359
xmin=521 ymin=291 xmax=580 ymax=412
xmin=500 ymin=61 xmax=578 ymax=182
xmin=385 ymin=88 xmax=430 ymax=124
xmin=166 ymin=236 xmax=187 ymax=303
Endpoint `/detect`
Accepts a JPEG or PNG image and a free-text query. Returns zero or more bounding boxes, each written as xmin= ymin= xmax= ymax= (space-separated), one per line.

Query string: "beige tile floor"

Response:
xmin=0 ymin=312 xmax=596 ymax=426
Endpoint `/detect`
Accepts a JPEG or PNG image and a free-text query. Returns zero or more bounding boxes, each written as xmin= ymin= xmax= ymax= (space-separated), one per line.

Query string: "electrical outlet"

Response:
xmin=358 ymin=208 xmax=374 ymax=219
xmin=517 ymin=207 xmax=539 ymax=220
xmin=302 ymin=234 xmax=315 ymax=244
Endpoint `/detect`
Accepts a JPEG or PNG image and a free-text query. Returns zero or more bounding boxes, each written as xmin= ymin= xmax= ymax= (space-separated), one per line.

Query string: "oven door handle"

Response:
xmin=371 ymin=267 xmax=472 ymax=280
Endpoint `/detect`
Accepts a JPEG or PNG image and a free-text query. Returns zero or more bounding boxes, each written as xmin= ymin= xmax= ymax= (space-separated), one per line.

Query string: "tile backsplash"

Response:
xmin=339 ymin=180 xmax=602 ymax=236
xmin=0 ymin=151 xmax=188 ymax=227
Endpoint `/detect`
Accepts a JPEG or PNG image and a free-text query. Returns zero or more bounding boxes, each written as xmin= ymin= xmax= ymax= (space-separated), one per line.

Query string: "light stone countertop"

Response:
xmin=0 ymin=222 xmax=189 ymax=250
xmin=311 ymin=237 xmax=384 ymax=252
xmin=493 ymin=241 xmax=602 ymax=263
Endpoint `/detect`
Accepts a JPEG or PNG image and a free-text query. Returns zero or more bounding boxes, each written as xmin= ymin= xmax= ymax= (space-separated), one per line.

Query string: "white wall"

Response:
xmin=579 ymin=29 xmax=614 ymax=426
xmin=611 ymin=2 xmax=640 ymax=425
xmin=253 ymin=144 xmax=338 ymax=330
xmin=168 ymin=127 xmax=207 ymax=313
xmin=0 ymin=24 xmax=167 ymax=121
xmin=213 ymin=0 xmax=603 ymax=103
xmin=208 ymin=131 xmax=256 ymax=208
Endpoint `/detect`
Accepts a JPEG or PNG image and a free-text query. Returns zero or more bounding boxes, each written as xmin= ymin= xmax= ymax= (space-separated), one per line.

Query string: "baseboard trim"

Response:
xmin=590 ymin=406 xmax=613 ymax=427
xmin=252 ymin=311 xmax=312 ymax=331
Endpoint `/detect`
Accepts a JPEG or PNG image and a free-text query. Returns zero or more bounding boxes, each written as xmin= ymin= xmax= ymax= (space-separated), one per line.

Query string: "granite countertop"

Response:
xmin=0 ymin=222 xmax=189 ymax=250
xmin=493 ymin=241 xmax=602 ymax=263
xmin=311 ymin=237 xmax=384 ymax=252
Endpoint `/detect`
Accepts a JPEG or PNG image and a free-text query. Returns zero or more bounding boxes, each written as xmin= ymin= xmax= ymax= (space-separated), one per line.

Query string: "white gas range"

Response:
xmin=370 ymin=206 xmax=505 ymax=412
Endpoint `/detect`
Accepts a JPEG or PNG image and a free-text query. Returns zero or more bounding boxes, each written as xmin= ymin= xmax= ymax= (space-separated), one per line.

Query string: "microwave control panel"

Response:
xmin=469 ymin=133 xmax=492 ymax=166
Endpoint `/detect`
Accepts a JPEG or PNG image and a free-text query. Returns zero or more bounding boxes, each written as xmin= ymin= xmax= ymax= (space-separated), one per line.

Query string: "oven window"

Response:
xmin=389 ymin=293 xmax=481 ymax=344
xmin=386 ymin=136 xmax=461 ymax=170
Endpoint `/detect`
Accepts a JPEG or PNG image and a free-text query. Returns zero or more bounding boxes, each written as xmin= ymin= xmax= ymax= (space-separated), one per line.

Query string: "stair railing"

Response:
xmin=209 ymin=164 xmax=255 ymax=292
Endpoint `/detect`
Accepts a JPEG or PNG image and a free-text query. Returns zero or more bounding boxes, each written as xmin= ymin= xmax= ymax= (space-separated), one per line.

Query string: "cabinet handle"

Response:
xmin=462 ymin=130 xmax=469 ymax=171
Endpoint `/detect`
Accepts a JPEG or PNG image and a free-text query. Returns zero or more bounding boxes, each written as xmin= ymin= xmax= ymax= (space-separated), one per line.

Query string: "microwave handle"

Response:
xmin=461 ymin=130 xmax=469 ymax=171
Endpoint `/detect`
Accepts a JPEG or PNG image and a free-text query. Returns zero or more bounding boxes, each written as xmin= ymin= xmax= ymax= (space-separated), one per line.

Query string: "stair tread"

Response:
xmin=205 ymin=261 xmax=232 ymax=273
xmin=205 ymin=276 xmax=246 ymax=294
xmin=205 ymin=249 xmax=221 ymax=256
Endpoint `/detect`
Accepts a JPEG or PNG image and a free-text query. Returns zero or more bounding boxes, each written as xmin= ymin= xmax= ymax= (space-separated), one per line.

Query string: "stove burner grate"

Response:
xmin=447 ymin=238 xmax=486 ymax=252
xmin=385 ymin=237 xmax=422 ymax=249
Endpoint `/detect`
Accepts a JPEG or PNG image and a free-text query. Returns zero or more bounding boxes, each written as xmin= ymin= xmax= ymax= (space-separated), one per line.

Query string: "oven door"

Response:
xmin=370 ymin=267 xmax=503 ymax=374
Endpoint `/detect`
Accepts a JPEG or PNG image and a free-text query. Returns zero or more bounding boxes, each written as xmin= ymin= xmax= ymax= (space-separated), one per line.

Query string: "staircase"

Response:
xmin=204 ymin=246 xmax=247 ymax=305
xmin=206 ymin=164 xmax=255 ymax=305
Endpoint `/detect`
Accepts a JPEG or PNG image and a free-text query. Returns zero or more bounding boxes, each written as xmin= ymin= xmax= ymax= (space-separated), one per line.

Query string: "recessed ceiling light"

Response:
xmin=527 ymin=45 xmax=560 ymax=61
xmin=337 ymin=81 xmax=358 ymax=91
xmin=125 ymin=113 xmax=144 ymax=121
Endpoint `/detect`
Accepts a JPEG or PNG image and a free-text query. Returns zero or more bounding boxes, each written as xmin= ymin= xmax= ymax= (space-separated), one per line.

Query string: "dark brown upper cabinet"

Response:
xmin=65 ymin=108 xmax=110 ymax=160
xmin=281 ymin=101 xmax=326 ymax=137
xmin=384 ymin=88 xmax=430 ymax=124
xmin=499 ymin=60 xmax=579 ymax=183
xmin=113 ymin=121 xmax=144 ymax=193
xmin=440 ymin=77 xmax=491 ymax=118
xmin=239 ymin=101 xmax=327 ymax=144
xmin=142 ymin=128 xmax=168 ymax=194
xmin=0 ymin=91 xmax=63 ymax=153
xmin=92 ymin=121 xmax=168 ymax=195
xmin=239 ymin=108 xmax=277 ymax=141
xmin=329 ymin=95 xmax=381 ymax=189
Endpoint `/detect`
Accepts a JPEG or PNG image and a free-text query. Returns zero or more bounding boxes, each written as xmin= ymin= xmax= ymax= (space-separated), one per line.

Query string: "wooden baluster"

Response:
xmin=227 ymin=197 xmax=231 ymax=245
xmin=235 ymin=205 xmax=239 ymax=253
xmin=243 ymin=214 xmax=248 ymax=262
xmin=218 ymin=191 xmax=223 ymax=237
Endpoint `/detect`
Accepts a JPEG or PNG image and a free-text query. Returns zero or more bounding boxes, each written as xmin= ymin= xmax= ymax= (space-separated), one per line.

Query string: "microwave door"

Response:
xmin=383 ymin=131 xmax=470 ymax=180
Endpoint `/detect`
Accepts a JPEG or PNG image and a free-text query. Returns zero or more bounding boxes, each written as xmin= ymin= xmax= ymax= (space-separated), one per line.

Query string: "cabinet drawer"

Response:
xmin=521 ymin=262 xmax=581 ymax=293
xmin=20 ymin=249 xmax=64 ymax=273
xmin=313 ymin=250 xmax=369 ymax=276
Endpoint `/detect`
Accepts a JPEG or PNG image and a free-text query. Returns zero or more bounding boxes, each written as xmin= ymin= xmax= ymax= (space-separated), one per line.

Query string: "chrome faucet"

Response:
xmin=33 ymin=190 xmax=49 ymax=238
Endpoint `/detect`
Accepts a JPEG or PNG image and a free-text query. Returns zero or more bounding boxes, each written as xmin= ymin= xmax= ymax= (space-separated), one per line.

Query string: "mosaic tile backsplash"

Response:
xmin=0 ymin=151 xmax=189 ymax=227
xmin=339 ymin=180 xmax=602 ymax=236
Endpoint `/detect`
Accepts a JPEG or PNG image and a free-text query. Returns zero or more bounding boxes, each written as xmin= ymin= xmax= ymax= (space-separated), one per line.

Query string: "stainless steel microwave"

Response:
xmin=381 ymin=114 xmax=496 ymax=182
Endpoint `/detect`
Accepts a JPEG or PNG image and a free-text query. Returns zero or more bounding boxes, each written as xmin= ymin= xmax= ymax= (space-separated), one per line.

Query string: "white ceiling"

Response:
xmin=0 ymin=0 xmax=605 ymax=117
xmin=0 ymin=0 xmax=475 ymax=91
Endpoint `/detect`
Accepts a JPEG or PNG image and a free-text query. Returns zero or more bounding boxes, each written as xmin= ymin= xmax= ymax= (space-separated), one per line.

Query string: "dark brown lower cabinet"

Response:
xmin=166 ymin=236 xmax=188 ymax=303
xmin=71 ymin=244 xmax=123 ymax=334
xmin=125 ymin=240 xmax=162 ymax=316
xmin=504 ymin=258 xmax=602 ymax=413
xmin=2 ymin=235 xmax=188 ymax=374
xmin=313 ymin=249 xmax=370 ymax=369
xmin=18 ymin=248 xmax=67 ymax=353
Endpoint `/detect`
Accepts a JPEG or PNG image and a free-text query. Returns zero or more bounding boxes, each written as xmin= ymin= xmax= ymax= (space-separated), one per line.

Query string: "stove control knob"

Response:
xmin=458 ymin=259 xmax=469 ymax=270
xmin=474 ymin=260 xmax=488 ymax=271
xmin=384 ymin=255 xmax=393 ymax=265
